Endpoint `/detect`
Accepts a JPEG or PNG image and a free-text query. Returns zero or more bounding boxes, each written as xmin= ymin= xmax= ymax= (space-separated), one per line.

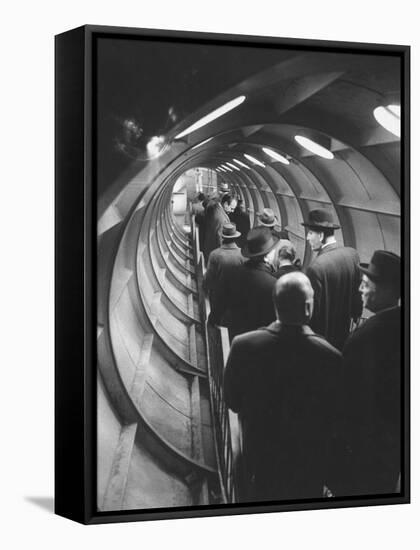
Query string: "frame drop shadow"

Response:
xmin=25 ymin=496 xmax=54 ymax=514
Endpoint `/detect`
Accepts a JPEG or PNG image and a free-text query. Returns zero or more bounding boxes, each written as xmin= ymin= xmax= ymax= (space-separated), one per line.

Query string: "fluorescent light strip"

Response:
xmin=244 ymin=153 xmax=265 ymax=168
xmin=294 ymin=135 xmax=334 ymax=160
xmin=191 ymin=137 xmax=214 ymax=150
xmin=373 ymin=105 xmax=400 ymax=138
xmin=233 ymin=158 xmax=251 ymax=170
xmin=175 ymin=95 xmax=246 ymax=139
xmin=226 ymin=162 xmax=241 ymax=171
xmin=221 ymin=164 xmax=233 ymax=172
xmin=262 ymin=147 xmax=290 ymax=165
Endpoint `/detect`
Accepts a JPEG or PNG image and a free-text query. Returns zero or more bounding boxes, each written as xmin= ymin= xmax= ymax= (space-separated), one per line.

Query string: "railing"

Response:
xmin=193 ymin=220 xmax=240 ymax=503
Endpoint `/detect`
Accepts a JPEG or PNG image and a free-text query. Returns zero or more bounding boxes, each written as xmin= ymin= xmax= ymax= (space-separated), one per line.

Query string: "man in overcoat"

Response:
xmin=224 ymin=272 xmax=343 ymax=502
xmin=229 ymin=198 xmax=250 ymax=249
xmin=203 ymin=222 xmax=244 ymax=311
xmin=302 ymin=209 xmax=362 ymax=350
xmin=191 ymin=192 xmax=205 ymax=216
xmin=208 ymin=226 xmax=278 ymax=340
xmin=342 ymin=250 xmax=401 ymax=495
xmin=203 ymin=193 xmax=237 ymax=262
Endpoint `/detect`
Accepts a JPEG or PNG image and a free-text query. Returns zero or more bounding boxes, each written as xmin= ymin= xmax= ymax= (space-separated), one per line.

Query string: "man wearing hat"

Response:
xmin=302 ymin=208 xmax=362 ymax=350
xmin=203 ymin=193 xmax=237 ymax=262
xmin=219 ymin=182 xmax=230 ymax=194
xmin=203 ymin=223 xmax=244 ymax=310
xmin=207 ymin=182 xmax=230 ymax=204
xmin=341 ymin=250 xmax=401 ymax=495
xmin=229 ymin=198 xmax=250 ymax=249
xmin=256 ymin=208 xmax=279 ymax=229
xmin=209 ymin=226 xmax=278 ymax=340
xmin=224 ymin=272 xmax=343 ymax=501
xmin=255 ymin=208 xmax=289 ymax=238
xmin=257 ymin=207 xmax=294 ymax=265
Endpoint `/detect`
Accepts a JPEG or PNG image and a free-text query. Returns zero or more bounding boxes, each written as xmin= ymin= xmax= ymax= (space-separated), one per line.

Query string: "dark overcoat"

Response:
xmin=274 ymin=263 xmax=301 ymax=279
xmin=341 ymin=306 xmax=401 ymax=495
xmin=229 ymin=207 xmax=251 ymax=249
xmin=305 ymin=243 xmax=362 ymax=350
xmin=195 ymin=210 xmax=206 ymax=252
xmin=203 ymin=242 xmax=244 ymax=298
xmin=224 ymin=322 xmax=343 ymax=502
xmin=211 ymin=260 xmax=277 ymax=339
xmin=203 ymin=202 xmax=230 ymax=261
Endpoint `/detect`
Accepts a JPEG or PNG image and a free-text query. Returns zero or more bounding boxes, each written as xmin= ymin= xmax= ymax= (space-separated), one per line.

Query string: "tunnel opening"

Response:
xmin=170 ymin=167 xmax=219 ymax=232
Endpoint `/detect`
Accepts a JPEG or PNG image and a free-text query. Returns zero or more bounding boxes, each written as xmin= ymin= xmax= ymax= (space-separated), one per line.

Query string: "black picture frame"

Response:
xmin=55 ymin=24 xmax=410 ymax=524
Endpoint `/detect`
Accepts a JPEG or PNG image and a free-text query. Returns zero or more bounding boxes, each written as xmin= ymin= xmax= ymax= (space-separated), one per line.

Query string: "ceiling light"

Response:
xmin=191 ymin=137 xmax=214 ymax=150
xmin=174 ymin=95 xmax=246 ymax=139
xmin=218 ymin=166 xmax=226 ymax=172
xmin=244 ymin=153 xmax=265 ymax=168
xmin=226 ymin=162 xmax=241 ymax=171
xmin=222 ymin=164 xmax=233 ymax=172
xmin=262 ymin=147 xmax=290 ymax=165
xmin=373 ymin=105 xmax=400 ymax=138
xmin=233 ymin=158 xmax=251 ymax=170
xmin=294 ymin=135 xmax=334 ymax=159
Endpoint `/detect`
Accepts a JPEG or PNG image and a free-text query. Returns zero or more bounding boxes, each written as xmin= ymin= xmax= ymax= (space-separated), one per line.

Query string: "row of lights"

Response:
xmin=177 ymin=95 xmax=400 ymax=168
xmin=215 ymin=136 xmax=333 ymax=174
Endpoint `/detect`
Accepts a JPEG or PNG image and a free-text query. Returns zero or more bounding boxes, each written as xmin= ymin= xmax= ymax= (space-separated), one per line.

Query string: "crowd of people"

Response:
xmin=191 ymin=184 xmax=402 ymax=502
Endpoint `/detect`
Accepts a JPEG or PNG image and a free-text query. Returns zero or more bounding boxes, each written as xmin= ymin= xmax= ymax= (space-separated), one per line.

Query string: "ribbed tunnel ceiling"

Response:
xmin=100 ymin=48 xmax=400 ymax=252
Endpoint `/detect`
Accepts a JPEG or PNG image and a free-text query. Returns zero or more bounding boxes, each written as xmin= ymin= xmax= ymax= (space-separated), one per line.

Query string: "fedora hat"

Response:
xmin=219 ymin=182 xmax=229 ymax=192
xmin=301 ymin=209 xmax=340 ymax=230
xmin=257 ymin=208 xmax=278 ymax=227
xmin=242 ymin=226 xmax=278 ymax=258
xmin=221 ymin=222 xmax=241 ymax=239
xmin=360 ymin=250 xmax=401 ymax=284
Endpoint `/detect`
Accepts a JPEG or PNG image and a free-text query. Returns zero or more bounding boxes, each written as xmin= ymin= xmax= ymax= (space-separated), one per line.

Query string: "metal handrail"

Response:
xmin=192 ymin=221 xmax=239 ymax=503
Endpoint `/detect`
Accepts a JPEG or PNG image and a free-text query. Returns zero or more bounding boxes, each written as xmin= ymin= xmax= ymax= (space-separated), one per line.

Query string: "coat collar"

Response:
xmin=317 ymin=242 xmax=338 ymax=257
xmin=221 ymin=242 xmax=240 ymax=250
xmin=244 ymin=260 xmax=274 ymax=274
xmin=265 ymin=320 xmax=315 ymax=336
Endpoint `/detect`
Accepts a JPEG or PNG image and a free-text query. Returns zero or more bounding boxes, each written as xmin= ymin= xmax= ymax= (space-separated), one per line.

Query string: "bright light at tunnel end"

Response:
xmin=174 ymin=95 xmax=246 ymax=140
xmin=294 ymin=135 xmax=334 ymax=160
xmin=373 ymin=105 xmax=400 ymax=138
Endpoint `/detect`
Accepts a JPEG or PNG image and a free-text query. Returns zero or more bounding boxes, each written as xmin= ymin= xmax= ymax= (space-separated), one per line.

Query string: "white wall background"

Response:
xmin=1 ymin=1 xmax=417 ymax=548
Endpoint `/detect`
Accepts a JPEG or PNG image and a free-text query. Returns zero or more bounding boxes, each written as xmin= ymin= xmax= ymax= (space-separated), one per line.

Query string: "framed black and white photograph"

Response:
xmin=55 ymin=24 xmax=409 ymax=524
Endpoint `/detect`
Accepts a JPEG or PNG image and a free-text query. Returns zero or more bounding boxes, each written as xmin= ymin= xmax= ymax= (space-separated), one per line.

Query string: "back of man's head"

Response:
xmin=278 ymin=242 xmax=296 ymax=263
xmin=273 ymin=272 xmax=314 ymax=325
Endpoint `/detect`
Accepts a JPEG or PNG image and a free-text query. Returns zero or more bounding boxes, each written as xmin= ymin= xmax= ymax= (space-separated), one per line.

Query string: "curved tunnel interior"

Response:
xmin=96 ymin=46 xmax=401 ymax=510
